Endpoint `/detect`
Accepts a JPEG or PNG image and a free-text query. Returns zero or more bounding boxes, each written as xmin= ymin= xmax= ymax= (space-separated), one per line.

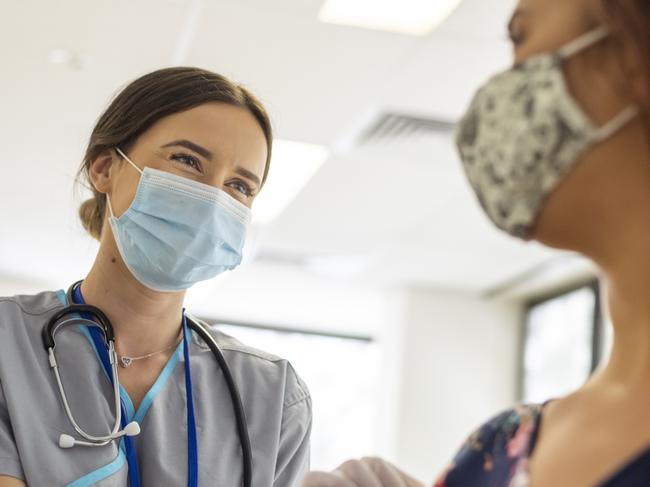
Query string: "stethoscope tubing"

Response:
xmin=45 ymin=314 xmax=124 ymax=444
xmin=186 ymin=318 xmax=253 ymax=487
xmin=43 ymin=285 xmax=253 ymax=487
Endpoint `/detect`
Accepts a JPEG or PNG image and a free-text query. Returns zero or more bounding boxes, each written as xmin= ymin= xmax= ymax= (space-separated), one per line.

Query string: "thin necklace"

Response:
xmin=118 ymin=329 xmax=183 ymax=368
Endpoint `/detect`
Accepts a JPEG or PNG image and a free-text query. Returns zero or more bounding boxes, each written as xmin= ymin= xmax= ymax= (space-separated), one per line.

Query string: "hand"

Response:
xmin=302 ymin=457 xmax=425 ymax=487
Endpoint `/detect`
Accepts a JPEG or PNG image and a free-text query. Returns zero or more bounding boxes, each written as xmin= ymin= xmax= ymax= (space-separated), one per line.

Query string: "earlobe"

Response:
xmin=89 ymin=149 xmax=118 ymax=194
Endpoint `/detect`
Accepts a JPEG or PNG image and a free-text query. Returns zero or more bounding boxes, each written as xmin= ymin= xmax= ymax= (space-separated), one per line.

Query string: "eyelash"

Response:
xmin=507 ymin=25 xmax=525 ymax=46
xmin=170 ymin=152 xmax=255 ymax=198
xmin=509 ymin=33 xmax=525 ymax=46
xmin=229 ymin=180 xmax=254 ymax=198
xmin=171 ymin=152 xmax=202 ymax=172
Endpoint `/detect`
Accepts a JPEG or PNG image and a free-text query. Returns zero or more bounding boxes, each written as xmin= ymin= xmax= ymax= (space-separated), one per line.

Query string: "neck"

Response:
xmin=80 ymin=237 xmax=186 ymax=358
xmin=582 ymin=119 xmax=650 ymax=393
xmin=592 ymin=225 xmax=650 ymax=391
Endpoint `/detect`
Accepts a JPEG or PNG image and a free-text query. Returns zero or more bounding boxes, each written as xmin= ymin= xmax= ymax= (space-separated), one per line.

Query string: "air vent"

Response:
xmin=357 ymin=112 xmax=456 ymax=145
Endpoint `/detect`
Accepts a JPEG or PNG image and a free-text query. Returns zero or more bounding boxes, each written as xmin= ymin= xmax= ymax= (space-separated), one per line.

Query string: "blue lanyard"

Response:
xmin=72 ymin=285 xmax=198 ymax=487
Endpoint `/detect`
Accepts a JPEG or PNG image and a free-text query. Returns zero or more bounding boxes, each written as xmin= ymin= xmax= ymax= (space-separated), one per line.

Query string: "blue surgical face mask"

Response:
xmin=106 ymin=148 xmax=252 ymax=292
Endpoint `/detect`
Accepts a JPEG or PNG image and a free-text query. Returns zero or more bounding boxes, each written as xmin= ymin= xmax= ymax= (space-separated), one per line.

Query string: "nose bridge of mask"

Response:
xmin=557 ymin=26 xmax=638 ymax=142
xmin=143 ymin=170 xmax=252 ymax=225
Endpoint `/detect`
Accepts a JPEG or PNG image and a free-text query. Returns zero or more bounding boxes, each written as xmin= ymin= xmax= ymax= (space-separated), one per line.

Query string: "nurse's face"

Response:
xmin=509 ymin=0 xmax=647 ymax=250
xmin=94 ymin=102 xmax=268 ymax=222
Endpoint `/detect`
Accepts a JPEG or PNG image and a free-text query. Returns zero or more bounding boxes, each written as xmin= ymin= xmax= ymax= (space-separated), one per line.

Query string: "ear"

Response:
xmin=89 ymin=149 xmax=120 ymax=194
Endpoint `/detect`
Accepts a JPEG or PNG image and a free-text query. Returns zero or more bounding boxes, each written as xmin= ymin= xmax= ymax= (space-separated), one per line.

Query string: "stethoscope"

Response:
xmin=42 ymin=281 xmax=253 ymax=487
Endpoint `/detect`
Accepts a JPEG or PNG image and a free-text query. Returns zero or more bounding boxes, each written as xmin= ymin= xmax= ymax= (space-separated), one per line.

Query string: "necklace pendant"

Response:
xmin=120 ymin=356 xmax=133 ymax=368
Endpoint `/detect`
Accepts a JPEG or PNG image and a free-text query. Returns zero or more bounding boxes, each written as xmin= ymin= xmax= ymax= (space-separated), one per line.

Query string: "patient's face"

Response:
xmin=507 ymin=0 xmax=640 ymax=249
xmin=507 ymin=0 xmax=619 ymax=127
xmin=509 ymin=0 xmax=602 ymax=64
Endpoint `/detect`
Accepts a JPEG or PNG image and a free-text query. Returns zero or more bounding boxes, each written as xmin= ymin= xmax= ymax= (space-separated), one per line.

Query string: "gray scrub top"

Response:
xmin=0 ymin=290 xmax=312 ymax=486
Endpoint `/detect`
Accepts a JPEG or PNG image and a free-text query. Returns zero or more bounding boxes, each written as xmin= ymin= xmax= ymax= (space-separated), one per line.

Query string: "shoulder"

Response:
xmin=189 ymin=317 xmax=310 ymax=409
xmin=0 ymin=290 xmax=64 ymax=318
xmin=0 ymin=290 xmax=65 ymax=335
xmin=435 ymin=404 xmax=543 ymax=487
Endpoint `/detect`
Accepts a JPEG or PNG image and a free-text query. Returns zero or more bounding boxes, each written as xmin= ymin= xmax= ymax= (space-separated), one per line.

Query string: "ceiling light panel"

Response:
xmin=253 ymin=140 xmax=329 ymax=224
xmin=318 ymin=0 xmax=463 ymax=36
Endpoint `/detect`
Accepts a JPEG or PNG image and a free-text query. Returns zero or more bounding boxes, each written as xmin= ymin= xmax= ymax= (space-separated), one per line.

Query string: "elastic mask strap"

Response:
xmin=593 ymin=105 xmax=639 ymax=142
xmin=115 ymin=147 xmax=144 ymax=175
xmin=106 ymin=194 xmax=116 ymax=219
xmin=106 ymin=148 xmax=143 ymax=219
xmin=558 ymin=26 xmax=609 ymax=59
xmin=555 ymin=26 xmax=638 ymax=141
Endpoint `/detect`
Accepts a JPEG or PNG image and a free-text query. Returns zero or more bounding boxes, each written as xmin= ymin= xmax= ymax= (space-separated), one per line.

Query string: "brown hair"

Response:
xmin=603 ymin=0 xmax=650 ymax=129
xmin=78 ymin=67 xmax=273 ymax=240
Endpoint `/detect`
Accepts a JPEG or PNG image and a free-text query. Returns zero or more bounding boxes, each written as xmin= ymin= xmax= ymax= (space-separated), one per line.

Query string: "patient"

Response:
xmin=304 ymin=0 xmax=649 ymax=485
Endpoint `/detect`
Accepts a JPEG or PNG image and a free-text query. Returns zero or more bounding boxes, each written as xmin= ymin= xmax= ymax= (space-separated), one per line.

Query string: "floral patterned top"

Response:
xmin=433 ymin=403 xmax=650 ymax=487
xmin=433 ymin=404 xmax=541 ymax=487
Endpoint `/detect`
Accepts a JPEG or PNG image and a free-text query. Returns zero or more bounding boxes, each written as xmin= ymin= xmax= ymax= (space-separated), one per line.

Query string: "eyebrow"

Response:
xmin=161 ymin=139 xmax=214 ymax=160
xmin=162 ymin=138 xmax=263 ymax=187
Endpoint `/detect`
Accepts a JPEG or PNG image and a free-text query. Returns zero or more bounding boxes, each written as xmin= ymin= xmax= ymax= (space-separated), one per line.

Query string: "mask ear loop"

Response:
xmin=106 ymin=194 xmax=116 ymax=219
xmin=556 ymin=27 xmax=639 ymax=141
xmin=115 ymin=147 xmax=144 ymax=175
xmin=593 ymin=106 xmax=639 ymax=142
xmin=558 ymin=26 xmax=609 ymax=59
xmin=106 ymin=147 xmax=144 ymax=219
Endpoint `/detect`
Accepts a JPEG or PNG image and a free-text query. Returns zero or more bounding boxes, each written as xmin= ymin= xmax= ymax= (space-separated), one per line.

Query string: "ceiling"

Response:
xmin=0 ymin=0 xmax=575 ymax=296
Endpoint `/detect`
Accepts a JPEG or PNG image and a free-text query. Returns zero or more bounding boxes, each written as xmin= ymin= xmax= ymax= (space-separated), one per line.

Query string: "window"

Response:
xmin=214 ymin=322 xmax=383 ymax=471
xmin=521 ymin=282 xmax=602 ymax=403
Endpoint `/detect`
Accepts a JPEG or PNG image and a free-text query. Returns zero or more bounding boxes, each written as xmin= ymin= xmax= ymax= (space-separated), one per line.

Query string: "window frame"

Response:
xmin=198 ymin=316 xmax=373 ymax=343
xmin=517 ymin=279 xmax=603 ymax=401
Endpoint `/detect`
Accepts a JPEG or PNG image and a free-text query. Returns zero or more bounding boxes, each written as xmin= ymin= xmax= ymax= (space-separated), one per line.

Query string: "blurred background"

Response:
xmin=1 ymin=0 xmax=612 ymax=483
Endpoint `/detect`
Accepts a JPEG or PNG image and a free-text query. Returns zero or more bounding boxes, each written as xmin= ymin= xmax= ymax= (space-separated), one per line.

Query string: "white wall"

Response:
xmin=0 ymin=274 xmax=54 ymax=297
xmin=186 ymin=261 xmax=409 ymax=460
xmin=393 ymin=288 xmax=522 ymax=483
xmin=187 ymin=263 xmax=526 ymax=477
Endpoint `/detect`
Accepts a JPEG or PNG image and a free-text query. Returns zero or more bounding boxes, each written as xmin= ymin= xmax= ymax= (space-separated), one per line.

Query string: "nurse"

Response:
xmin=0 ymin=67 xmax=311 ymax=486
xmin=303 ymin=0 xmax=648 ymax=485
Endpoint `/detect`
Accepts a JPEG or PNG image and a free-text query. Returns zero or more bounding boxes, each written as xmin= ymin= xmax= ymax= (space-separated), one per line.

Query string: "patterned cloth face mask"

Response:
xmin=455 ymin=26 xmax=638 ymax=239
xmin=106 ymin=148 xmax=252 ymax=292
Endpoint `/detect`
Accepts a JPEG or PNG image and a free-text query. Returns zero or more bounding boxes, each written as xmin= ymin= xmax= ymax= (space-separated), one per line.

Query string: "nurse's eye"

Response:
xmin=228 ymin=180 xmax=254 ymax=198
xmin=171 ymin=153 xmax=202 ymax=172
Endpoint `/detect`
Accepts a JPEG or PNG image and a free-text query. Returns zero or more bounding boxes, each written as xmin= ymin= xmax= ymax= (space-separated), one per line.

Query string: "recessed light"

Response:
xmin=48 ymin=48 xmax=84 ymax=70
xmin=318 ymin=0 xmax=462 ymax=36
